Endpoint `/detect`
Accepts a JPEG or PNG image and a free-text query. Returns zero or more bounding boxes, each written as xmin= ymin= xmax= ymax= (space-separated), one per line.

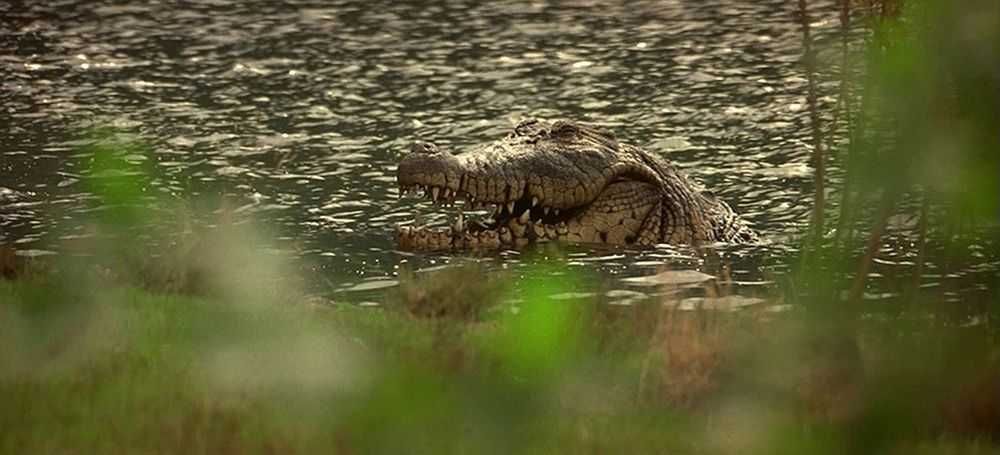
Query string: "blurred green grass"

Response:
xmin=2 ymin=270 xmax=998 ymax=453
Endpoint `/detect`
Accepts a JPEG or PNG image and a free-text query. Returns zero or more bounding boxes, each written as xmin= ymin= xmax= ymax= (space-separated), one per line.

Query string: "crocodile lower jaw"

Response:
xmin=395 ymin=182 xmax=575 ymax=251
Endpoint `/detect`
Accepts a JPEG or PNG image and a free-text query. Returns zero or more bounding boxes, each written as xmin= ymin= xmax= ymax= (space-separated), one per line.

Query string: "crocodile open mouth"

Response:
xmin=396 ymin=182 xmax=578 ymax=251
xmin=394 ymin=118 xmax=757 ymax=251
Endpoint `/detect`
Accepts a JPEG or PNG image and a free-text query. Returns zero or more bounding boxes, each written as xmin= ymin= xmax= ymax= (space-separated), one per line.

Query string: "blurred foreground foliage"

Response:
xmin=1 ymin=0 xmax=999 ymax=453
xmin=821 ymin=0 xmax=998 ymax=256
xmin=2 ymin=266 xmax=999 ymax=453
xmin=794 ymin=0 xmax=1000 ymax=317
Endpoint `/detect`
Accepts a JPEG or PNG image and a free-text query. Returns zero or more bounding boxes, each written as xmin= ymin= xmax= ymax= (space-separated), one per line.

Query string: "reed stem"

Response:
xmin=798 ymin=0 xmax=827 ymax=240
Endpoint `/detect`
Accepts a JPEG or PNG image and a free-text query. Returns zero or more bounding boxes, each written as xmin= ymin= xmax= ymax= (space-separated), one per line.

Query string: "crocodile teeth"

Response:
xmin=533 ymin=223 xmax=545 ymax=238
xmin=431 ymin=187 xmax=440 ymax=201
xmin=506 ymin=201 xmax=514 ymax=213
xmin=499 ymin=227 xmax=512 ymax=244
xmin=509 ymin=221 xmax=527 ymax=237
xmin=545 ymin=224 xmax=557 ymax=238
xmin=531 ymin=196 xmax=538 ymax=207
xmin=454 ymin=212 xmax=464 ymax=232
xmin=442 ymin=188 xmax=451 ymax=200
xmin=518 ymin=209 xmax=530 ymax=224
xmin=543 ymin=206 xmax=550 ymax=215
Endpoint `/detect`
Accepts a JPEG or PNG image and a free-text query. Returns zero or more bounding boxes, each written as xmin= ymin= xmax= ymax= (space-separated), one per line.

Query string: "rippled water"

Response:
xmin=1 ymin=0 xmax=996 ymax=305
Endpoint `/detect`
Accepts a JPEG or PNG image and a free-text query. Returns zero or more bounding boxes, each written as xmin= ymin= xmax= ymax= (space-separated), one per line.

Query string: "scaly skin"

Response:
xmin=396 ymin=119 xmax=756 ymax=251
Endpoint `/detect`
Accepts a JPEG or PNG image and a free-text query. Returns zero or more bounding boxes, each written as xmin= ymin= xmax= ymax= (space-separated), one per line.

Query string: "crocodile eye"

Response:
xmin=550 ymin=121 xmax=580 ymax=136
xmin=410 ymin=141 xmax=438 ymax=154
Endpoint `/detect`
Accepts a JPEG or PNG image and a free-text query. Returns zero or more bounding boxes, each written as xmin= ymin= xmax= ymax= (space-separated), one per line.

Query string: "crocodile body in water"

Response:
xmin=396 ymin=119 xmax=756 ymax=251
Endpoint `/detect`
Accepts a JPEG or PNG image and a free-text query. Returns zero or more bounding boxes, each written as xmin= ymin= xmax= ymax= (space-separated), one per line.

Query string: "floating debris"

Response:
xmin=674 ymin=295 xmax=765 ymax=312
xmin=341 ymin=279 xmax=398 ymax=292
xmin=621 ymin=270 xmax=715 ymax=287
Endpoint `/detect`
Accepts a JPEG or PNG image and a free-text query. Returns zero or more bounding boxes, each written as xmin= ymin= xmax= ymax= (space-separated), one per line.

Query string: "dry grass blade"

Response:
xmin=848 ymin=193 xmax=897 ymax=305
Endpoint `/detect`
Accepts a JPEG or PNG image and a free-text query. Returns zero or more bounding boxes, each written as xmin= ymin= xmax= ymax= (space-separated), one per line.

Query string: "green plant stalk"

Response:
xmin=799 ymin=0 xmax=827 ymax=240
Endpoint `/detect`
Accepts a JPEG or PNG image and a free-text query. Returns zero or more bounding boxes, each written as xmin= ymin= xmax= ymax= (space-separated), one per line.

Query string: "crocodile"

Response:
xmin=396 ymin=118 xmax=756 ymax=251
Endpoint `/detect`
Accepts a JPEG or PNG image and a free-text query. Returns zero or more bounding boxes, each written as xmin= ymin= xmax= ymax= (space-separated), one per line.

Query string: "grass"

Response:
xmin=2 ymin=264 xmax=998 ymax=453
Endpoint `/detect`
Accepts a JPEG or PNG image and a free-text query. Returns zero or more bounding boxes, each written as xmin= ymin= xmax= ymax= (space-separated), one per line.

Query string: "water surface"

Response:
xmin=2 ymin=0 xmax=995 ymax=308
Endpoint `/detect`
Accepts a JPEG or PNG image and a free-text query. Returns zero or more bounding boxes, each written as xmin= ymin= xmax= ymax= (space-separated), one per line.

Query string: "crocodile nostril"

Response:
xmin=410 ymin=141 xmax=438 ymax=154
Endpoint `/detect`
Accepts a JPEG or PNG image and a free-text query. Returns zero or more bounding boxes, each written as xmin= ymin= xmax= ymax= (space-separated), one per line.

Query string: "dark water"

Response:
xmin=1 ymin=0 xmax=996 ymax=307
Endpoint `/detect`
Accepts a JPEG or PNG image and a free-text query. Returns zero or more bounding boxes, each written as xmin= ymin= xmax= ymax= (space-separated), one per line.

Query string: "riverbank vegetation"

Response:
xmin=2 ymin=0 xmax=998 ymax=452
xmin=3 ymin=261 xmax=998 ymax=453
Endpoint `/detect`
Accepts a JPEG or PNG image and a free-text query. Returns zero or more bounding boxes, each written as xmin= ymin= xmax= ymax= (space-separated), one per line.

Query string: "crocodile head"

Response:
xmin=395 ymin=118 xmax=753 ymax=251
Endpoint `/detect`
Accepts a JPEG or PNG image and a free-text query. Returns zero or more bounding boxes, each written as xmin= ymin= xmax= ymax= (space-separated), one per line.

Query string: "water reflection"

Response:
xmin=1 ymin=0 xmax=995 ymax=304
